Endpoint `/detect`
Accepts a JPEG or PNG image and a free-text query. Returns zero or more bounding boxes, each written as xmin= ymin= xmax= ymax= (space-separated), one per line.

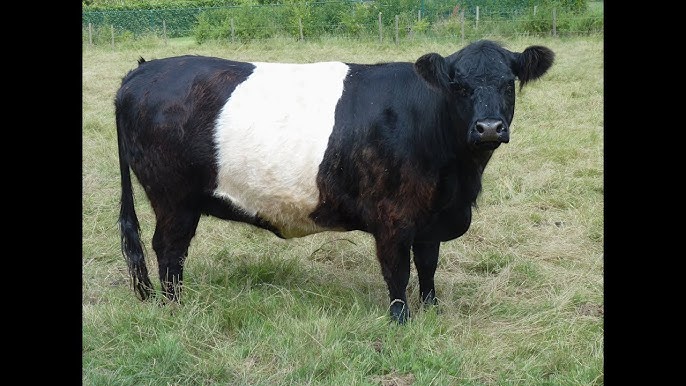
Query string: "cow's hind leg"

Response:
xmin=412 ymin=241 xmax=439 ymax=306
xmin=151 ymin=204 xmax=201 ymax=302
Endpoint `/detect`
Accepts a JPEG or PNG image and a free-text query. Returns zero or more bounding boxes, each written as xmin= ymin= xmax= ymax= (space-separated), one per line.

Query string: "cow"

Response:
xmin=115 ymin=39 xmax=554 ymax=324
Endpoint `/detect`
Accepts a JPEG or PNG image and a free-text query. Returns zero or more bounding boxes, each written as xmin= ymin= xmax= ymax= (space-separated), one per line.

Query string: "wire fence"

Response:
xmin=83 ymin=1 xmax=603 ymax=46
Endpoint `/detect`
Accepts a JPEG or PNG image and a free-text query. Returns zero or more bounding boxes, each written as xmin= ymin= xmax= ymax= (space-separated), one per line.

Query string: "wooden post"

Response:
xmin=460 ymin=10 xmax=465 ymax=44
xmin=299 ymin=18 xmax=304 ymax=41
xmin=534 ymin=5 xmax=537 ymax=16
xmin=552 ymin=8 xmax=557 ymax=37
xmin=378 ymin=12 xmax=382 ymax=43
xmin=111 ymin=25 xmax=114 ymax=49
xmin=231 ymin=18 xmax=235 ymax=42
xmin=89 ymin=23 xmax=93 ymax=46
xmin=395 ymin=15 xmax=399 ymax=45
xmin=163 ymin=20 xmax=168 ymax=46
xmin=476 ymin=6 xmax=479 ymax=30
xmin=418 ymin=9 xmax=421 ymax=22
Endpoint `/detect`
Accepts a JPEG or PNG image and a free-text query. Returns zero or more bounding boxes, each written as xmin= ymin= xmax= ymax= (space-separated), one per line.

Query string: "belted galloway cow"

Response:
xmin=115 ymin=39 xmax=554 ymax=323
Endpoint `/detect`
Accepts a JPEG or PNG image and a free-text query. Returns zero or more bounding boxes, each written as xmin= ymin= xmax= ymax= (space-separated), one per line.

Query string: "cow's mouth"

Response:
xmin=476 ymin=141 xmax=502 ymax=150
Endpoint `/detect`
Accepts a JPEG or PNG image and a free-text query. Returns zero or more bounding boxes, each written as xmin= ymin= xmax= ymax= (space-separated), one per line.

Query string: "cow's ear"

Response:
xmin=414 ymin=53 xmax=451 ymax=92
xmin=514 ymin=45 xmax=555 ymax=91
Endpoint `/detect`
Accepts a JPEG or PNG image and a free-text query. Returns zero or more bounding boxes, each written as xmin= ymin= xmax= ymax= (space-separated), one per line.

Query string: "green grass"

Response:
xmin=83 ymin=35 xmax=603 ymax=385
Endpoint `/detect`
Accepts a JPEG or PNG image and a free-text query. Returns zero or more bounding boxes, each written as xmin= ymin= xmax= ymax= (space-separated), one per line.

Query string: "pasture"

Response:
xmin=82 ymin=36 xmax=603 ymax=385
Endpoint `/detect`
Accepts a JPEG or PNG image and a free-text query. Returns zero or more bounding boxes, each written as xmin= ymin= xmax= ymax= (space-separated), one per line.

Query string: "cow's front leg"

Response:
xmin=374 ymin=232 xmax=412 ymax=324
xmin=412 ymin=241 xmax=440 ymax=306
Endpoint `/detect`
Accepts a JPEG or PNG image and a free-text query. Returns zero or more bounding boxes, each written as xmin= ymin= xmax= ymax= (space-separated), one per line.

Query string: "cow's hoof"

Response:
xmin=422 ymin=292 xmax=438 ymax=307
xmin=389 ymin=299 xmax=410 ymax=324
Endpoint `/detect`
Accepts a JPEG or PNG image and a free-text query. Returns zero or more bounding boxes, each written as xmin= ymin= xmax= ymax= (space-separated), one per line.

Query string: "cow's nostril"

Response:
xmin=475 ymin=120 xmax=504 ymax=136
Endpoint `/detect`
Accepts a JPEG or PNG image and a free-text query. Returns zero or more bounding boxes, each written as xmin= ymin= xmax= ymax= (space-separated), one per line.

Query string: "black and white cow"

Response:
xmin=115 ymin=39 xmax=554 ymax=323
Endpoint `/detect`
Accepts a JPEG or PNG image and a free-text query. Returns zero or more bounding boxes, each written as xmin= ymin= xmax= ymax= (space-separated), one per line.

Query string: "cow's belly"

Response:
xmin=213 ymin=61 xmax=350 ymax=238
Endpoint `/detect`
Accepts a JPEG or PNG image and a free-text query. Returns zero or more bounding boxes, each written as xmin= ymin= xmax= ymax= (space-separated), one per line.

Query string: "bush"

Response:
xmin=431 ymin=17 xmax=462 ymax=38
xmin=516 ymin=3 xmax=602 ymax=36
xmin=518 ymin=6 xmax=555 ymax=35
xmin=194 ymin=6 xmax=286 ymax=43
xmin=564 ymin=7 xmax=603 ymax=34
xmin=411 ymin=18 xmax=430 ymax=34
xmin=339 ymin=1 xmax=380 ymax=37
xmin=553 ymin=0 xmax=588 ymax=13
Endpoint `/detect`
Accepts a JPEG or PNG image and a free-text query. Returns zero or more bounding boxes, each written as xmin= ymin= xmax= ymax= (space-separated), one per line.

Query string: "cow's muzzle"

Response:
xmin=470 ymin=118 xmax=509 ymax=150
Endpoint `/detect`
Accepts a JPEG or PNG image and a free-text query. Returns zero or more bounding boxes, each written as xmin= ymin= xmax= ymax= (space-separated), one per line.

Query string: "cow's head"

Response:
xmin=414 ymin=40 xmax=554 ymax=151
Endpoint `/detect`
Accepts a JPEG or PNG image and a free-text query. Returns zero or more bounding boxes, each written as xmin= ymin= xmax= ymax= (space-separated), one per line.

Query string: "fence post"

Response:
xmin=89 ymin=23 xmax=93 ymax=46
xmin=299 ymin=18 xmax=304 ymax=41
xmin=111 ymin=25 xmax=114 ymax=49
xmin=395 ymin=15 xmax=399 ymax=45
xmin=552 ymin=8 xmax=557 ymax=37
xmin=418 ymin=9 xmax=421 ymax=22
xmin=231 ymin=18 xmax=235 ymax=42
xmin=476 ymin=6 xmax=479 ymax=30
xmin=534 ymin=5 xmax=537 ymax=16
xmin=163 ymin=20 xmax=168 ymax=46
xmin=460 ymin=10 xmax=465 ymax=44
xmin=378 ymin=12 xmax=382 ymax=43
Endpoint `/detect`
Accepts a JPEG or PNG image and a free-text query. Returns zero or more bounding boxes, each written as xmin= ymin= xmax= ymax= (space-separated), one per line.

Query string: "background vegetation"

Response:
xmin=82 ymin=0 xmax=603 ymax=43
xmin=82 ymin=0 xmax=589 ymax=12
xmin=82 ymin=32 xmax=603 ymax=384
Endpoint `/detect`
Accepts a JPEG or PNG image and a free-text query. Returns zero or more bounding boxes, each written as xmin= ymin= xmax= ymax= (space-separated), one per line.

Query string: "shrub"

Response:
xmin=339 ymin=1 xmax=380 ymax=37
xmin=516 ymin=3 xmax=602 ymax=36
xmin=518 ymin=6 xmax=556 ymax=35
xmin=194 ymin=5 xmax=286 ymax=43
xmin=430 ymin=17 xmax=462 ymax=38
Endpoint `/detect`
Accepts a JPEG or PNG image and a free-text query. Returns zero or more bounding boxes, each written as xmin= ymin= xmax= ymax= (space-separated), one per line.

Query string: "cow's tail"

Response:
xmin=115 ymin=106 xmax=154 ymax=301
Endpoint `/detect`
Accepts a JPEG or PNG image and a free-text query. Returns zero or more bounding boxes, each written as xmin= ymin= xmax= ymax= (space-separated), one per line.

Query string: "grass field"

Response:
xmin=82 ymin=35 xmax=603 ymax=385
